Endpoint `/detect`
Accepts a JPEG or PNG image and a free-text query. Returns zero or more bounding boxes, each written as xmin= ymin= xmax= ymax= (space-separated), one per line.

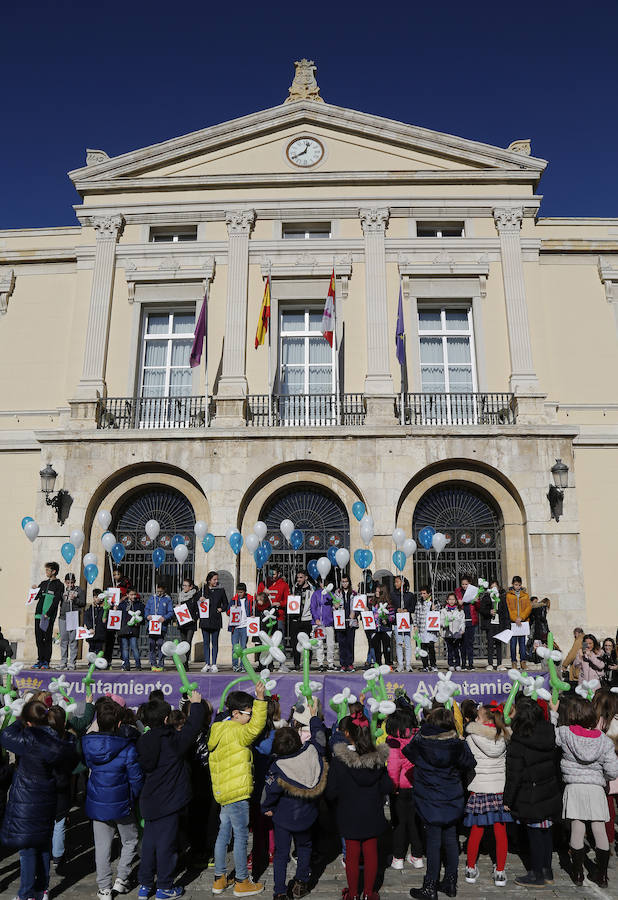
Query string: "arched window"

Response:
xmin=412 ymin=484 xmax=503 ymax=599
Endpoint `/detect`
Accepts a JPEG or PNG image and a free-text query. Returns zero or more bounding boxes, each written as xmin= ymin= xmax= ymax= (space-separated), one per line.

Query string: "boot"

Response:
xmin=595 ymin=848 xmax=610 ymax=888
xmin=410 ymin=878 xmax=438 ymax=900
xmin=436 ymin=874 xmax=457 ymax=897
xmin=570 ymin=847 xmax=585 ymax=887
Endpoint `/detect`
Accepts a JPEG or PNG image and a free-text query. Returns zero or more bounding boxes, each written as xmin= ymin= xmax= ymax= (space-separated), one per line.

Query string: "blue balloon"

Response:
xmin=229 ymin=532 xmax=243 ymax=554
xmin=61 ymin=542 xmax=75 ymax=565
xmin=152 ymin=547 xmax=165 ymax=569
xmin=327 ymin=546 xmax=338 ymax=565
xmin=111 ymin=542 xmax=126 ymax=564
xmin=84 ymin=563 xmax=98 ymax=585
xmin=352 ymin=502 xmax=366 ymax=522
xmin=353 ymin=548 xmax=373 ymax=570
xmin=202 ymin=533 xmax=215 ymax=553
xmin=392 ymin=550 xmax=406 ymax=572
xmin=260 ymin=540 xmax=272 ymax=562
xmin=418 ymin=526 xmax=436 ymax=550
xmin=21 ymin=516 xmax=34 ymax=530
xmin=254 ymin=547 xmax=266 ymax=568
xmin=171 ymin=533 xmax=185 ymax=549
xmin=289 ymin=529 xmax=304 ymax=551
xmin=307 ymin=558 xmax=319 ymax=580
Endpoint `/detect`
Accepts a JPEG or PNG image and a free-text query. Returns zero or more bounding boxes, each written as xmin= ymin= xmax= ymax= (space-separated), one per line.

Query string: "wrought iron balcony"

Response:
xmin=245 ymin=393 xmax=366 ymax=427
xmin=96 ymin=395 xmax=211 ymax=430
xmin=396 ymin=392 xmax=516 ymax=426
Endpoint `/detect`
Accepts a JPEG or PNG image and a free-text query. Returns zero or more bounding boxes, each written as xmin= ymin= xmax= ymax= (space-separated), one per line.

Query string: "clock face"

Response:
xmin=286 ymin=137 xmax=324 ymax=168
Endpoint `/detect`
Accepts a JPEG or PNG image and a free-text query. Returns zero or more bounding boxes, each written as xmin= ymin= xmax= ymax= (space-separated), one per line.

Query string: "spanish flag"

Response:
xmin=255 ymin=277 xmax=271 ymax=349
xmin=321 ymin=269 xmax=335 ymax=347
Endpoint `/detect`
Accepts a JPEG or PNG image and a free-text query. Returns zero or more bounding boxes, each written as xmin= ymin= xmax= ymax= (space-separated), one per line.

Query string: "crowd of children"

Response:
xmin=2 ymin=670 xmax=618 ymax=900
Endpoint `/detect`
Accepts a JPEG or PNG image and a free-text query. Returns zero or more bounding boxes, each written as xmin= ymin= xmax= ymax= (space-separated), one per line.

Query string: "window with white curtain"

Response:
xmin=279 ymin=308 xmax=334 ymax=395
xmin=140 ymin=310 xmax=195 ymax=398
xmin=418 ymin=307 xmax=477 ymax=394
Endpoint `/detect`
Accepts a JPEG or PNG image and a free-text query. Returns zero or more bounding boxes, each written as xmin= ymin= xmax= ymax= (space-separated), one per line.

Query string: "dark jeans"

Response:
xmin=510 ymin=634 xmax=527 ymax=664
xmin=179 ymin=625 xmax=196 ymax=662
xmin=19 ymin=846 xmax=50 ymax=899
xmin=149 ymin=635 xmax=165 ymax=668
xmin=139 ymin=811 xmax=179 ymax=889
xmin=421 ymin=642 xmax=436 ymax=669
xmin=528 ymin=826 xmax=553 ymax=873
xmin=88 ymin=638 xmax=106 ymax=655
xmin=104 ymin=633 xmax=116 ymax=666
xmin=425 ymin=823 xmax=458 ymax=882
xmin=392 ymin=789 xmax=423 ymax=859
xmin=483 ymin=626 xmax=502 ymax=666
xmin=463 ymin=623 xmax=476 ymax=667
xmin=273 ymin=824 xmax=312 ymax=894
xmin=35 ymin=617 xmax=55 ymax=665
xmin=120 ymin=636 xmax=141 ymax=670
xmin=290 ymin=619 xmax=312 ymax=667
xmin=444 ymin=637 xmax=462 ymax=668
xmin=337 ymin=628 xmax=356 ymax=668
xmin=371 ymin=631 xmax=392 ymax=665
xmin=201 ymin=629 xmax=220 ymax=665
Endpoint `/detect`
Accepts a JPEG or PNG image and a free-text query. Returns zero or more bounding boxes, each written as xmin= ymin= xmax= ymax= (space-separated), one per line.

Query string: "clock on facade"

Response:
xmin=286 ymin=137 xmax=324 ymax=167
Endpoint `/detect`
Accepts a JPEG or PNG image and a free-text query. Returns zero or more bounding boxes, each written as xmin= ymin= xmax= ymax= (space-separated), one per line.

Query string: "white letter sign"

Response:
xmin=333 ymin=609 xmax=346 ymax=630
xmin=287 ymin=595 xmax=300 ymax=614
xmin=198 ymin=598 xmax=210 ymax=618
xmin=396 ymin=612 xmax=410 ymax=633
xmin=174 ymin=603 xmax=192 ymax=626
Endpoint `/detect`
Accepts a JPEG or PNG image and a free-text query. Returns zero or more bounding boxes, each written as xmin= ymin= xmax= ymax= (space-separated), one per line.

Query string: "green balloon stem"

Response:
xmin=546 ymin=632 xmax=570 ymax=705
xmin=83 ymin=650 xmax=105 ymax=688
xmin=219 ymin=675 xmax=252 ymax=711
xmin=503 ymin=681 xmax=520 ymax=725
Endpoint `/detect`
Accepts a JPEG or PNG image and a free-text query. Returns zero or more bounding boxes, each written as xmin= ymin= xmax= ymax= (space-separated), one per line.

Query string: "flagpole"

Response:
xmin=204 ymin=282 xmax=210 ymax=426
xmin=267 ymin=265 xmax=272 ymax=426
xmin=333 ymin=257 xmax=340 ymax=425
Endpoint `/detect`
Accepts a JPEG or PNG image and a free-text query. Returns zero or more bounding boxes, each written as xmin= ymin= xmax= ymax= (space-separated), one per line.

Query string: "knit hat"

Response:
xmin=104 ymin=692 xmax=126 ymax=707
xmin=292 ymin=702 xmax=312 ymax=726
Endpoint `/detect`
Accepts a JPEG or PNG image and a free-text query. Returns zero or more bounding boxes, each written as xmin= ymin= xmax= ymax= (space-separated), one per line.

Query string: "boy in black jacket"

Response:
xmin=261 ymin=706 xmax=327 ymax=900
xmin=137 ymin=691 xmax=205 ymax=900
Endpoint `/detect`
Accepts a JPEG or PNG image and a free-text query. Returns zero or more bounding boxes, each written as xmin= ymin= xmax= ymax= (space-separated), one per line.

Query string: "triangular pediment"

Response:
xmin=69 ymin=100 xmax=546 ymax=192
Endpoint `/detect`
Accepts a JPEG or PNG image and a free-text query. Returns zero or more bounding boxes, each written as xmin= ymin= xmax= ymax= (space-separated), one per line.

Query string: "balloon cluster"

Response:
xmin=279 ymin=519 xmax=304 ymax=551
xmin=412 ymin=689 xmax=432 ymax=719
xmin=434 ymin=671 xmax=462 ymax=710
xmin=21 ymin=516 xmax=40 ymax=543
xmin=502 ymin=668 xmax=551 ymax=723
xmin=243 ymin=522 xmax=272 ymax=568
xmin=49 ymin=674 xmax=77 ymax=714
xmin=536 ymin=632 xmax=570 ymax=704
xmin=329 ymin=686 xmax=357 ymax=722
xmin=391 ymin=528 xmax=417 ymax=572
xmin=418 ymin=526 xmax=448 ymax=554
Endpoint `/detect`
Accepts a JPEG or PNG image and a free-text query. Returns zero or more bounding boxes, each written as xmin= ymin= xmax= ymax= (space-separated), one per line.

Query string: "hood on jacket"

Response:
xmin=511 ymin=720 xmax=555 ymax=753
xmin=333 ymin=740 xmax=389 ymax=783
xmin=559 ymin=725 xmax=606 ymax=764
xmin=466 ymin=722 xmax=507 ymax=757
xmin=274 ymin=743 xmax=328 ymax=797
xmin=83 ymin=732 xmax=136 ymax=765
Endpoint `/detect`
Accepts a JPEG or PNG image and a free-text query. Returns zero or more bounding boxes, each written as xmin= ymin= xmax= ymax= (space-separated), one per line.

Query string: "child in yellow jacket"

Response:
xmin=209 ymin=680 xmax=267 ymax=896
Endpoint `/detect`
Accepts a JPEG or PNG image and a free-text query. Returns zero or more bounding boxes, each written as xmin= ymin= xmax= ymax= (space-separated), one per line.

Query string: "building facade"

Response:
xmin=1 ymin=60 xmax=617 ymax=660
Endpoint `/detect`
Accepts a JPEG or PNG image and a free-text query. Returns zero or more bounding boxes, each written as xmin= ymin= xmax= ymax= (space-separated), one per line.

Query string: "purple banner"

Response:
xmin=14 ymin=669 xmax=547 ymax=724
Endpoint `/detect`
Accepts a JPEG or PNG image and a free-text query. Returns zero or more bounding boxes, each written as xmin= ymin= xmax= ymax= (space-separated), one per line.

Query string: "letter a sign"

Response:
xmin=396 ymin=612 xmax=410 ymax=633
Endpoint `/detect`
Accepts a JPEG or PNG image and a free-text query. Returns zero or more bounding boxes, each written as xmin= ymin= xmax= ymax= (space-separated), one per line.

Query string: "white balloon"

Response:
xmin=24 ymin=521 xmax=39 ymax=542
xmin=360 ymin=521 xmax=374 ymax=544
xmin=97 ymin=510 xmax=112 ymax=530
xmin=280 ymin=519 xmax=294 ymax=540
xmin=335 ymin=548 xmax=350 ymax=568
xmin=83 ymin=553 xmax=97 ymax=568
xmin=432 ymin=532 xmax=447 ymax=554
xmin=392 ymin=527 xmax=406 ymax=548
xmin=245 ymin=533 xmax=259 ymax=553
xmin=70 ymin=529 xmax=84 ymax=549
xmin=194 ymin=521 xmax=208 ymax=540
xmin=402 ymin=538 xmax=417 ymax=558
xmin=145 ymin=519 xmax=160 ymax=540
xmin=101 ymin=532 xmax=116 ymax=553
xmin=225 ymin=527 xmax=239 ymax=541
xmin=253 ymin=521 xmax=267 ymax=541
xmin=316 ymin=557 xmax=331 ymax=579
xmin=174 ymin=544 xmax=189 ymax=564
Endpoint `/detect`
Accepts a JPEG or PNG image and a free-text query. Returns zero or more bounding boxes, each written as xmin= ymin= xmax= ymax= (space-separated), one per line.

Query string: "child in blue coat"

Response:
xmin=261 ymin=704 xmax=327 ymax=900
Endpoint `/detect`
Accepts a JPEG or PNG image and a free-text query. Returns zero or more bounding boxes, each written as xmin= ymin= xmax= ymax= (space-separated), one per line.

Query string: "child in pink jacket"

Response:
xmin=385 ymin=707 xmax=424 ymax=869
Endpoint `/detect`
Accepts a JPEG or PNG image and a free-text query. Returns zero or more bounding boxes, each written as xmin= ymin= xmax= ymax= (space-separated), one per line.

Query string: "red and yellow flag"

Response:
xmin=254 ymin=277 xmax=271 ymax=349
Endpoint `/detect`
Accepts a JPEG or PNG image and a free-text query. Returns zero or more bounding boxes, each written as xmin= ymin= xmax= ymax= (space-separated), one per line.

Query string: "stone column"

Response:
xmin=214 ymin=209 xmax=256 ymax=425
xmin=359 ymin=207 xmax=396 ymax=423
xmin=493 ymin=207 xmax=539 ymax=394
xmin=74 ymin=215 xmax=124 ymax=401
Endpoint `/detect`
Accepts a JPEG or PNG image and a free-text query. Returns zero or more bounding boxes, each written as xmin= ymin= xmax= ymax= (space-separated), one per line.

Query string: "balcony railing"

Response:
xmin=245 ymin=393 xmax=366 ymax=427
xmin=96 ymin=395 xmax=211 ymax=430
xmin=396 ymin=392 xmax=516 ymax=426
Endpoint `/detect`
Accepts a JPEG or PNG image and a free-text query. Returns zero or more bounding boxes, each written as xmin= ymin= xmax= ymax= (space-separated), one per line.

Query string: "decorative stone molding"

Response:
xmin=359 ymin=207 xmax=390 ymax=233
xmin=599 ymin=258 xmax=618 ymax=336
xmin=507 ymin=139 xmax=532 ymax=156
xmin=86 ymin=148 xmax=110 ymax=166
xmin=225 ymin=209 xmax=256 ymax=235
xmin=0 ymin=268 xmax=16 ymax=317
xmin=284 ymin=58 xmax=324 ymax=103
xmin=493 ymin=207 xmax=523 ymax=233
xmin=124 ymin=256 xmax=215 ymax=303
xmin=86 ymin=214 xmax=124 ymax=241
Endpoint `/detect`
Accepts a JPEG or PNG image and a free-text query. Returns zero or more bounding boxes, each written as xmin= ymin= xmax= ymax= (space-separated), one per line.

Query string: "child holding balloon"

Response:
xmin=145 ymin=584 xmax=173 ymax=672
xmin=32 ymin=561 xmax=64 ymax=670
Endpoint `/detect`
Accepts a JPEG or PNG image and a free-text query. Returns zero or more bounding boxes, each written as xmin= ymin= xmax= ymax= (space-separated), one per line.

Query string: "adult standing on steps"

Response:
xmin=57 ymin=573 xmax=86 ymax=671
xmin=288 ymin=570 xmax=313 ymax=671
xmin=505 ymin=576 xmax=532 ymax=670
xmin=199 ymin=571 xmax=228 ymax=674
xmin=32 ymin=562 xmax=64 ymax=670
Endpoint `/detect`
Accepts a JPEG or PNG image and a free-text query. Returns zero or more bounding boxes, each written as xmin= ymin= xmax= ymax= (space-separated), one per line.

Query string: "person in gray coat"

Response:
xmin=58 ymin=574 xmax=86 ymax=670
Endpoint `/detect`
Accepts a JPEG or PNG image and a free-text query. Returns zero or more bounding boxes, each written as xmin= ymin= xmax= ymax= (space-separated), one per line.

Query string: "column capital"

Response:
xmin=493 ymin=206 xmax=523 ymax=233
xmin=359 ymin=207 xmax=390 ymax=233
xmin=88 ymin=214 xmax=124 ymax=241
xmin=225 ymin=209 xmax=256 ymax=235
xmin=0 ymin=267 xmax=16 ymax=317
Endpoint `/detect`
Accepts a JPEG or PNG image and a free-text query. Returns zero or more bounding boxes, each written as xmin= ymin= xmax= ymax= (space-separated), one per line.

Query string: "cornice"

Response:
xmin=0 ymin=248 xmax=78 ymax=265
xmin=541 ymin=240 xmax=618 ymax=252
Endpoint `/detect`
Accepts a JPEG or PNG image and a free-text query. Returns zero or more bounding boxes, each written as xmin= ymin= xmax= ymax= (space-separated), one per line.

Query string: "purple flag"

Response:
xmin=396 ymin=283 xmax=405 ymax=366
xmin=190 ymin=296 xmax=207 ymax=368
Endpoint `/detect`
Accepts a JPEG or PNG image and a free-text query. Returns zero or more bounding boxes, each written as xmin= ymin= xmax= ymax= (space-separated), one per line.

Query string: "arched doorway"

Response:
xmin=412 ymin=484 xmax=503 ymax=601
xmin=113 ymin=487 xmax=196 ymax=598
xmin=260 ymin=485 xmax=350 ymax=585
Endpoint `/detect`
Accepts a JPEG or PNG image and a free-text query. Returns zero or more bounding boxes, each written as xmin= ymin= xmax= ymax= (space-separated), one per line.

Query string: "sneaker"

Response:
xmin=493 ymin=665 xmax=498 ymax=671
xmin=56 ymin=663 xmax=68 ymax=671
xmin=455 ymin=665 xmax=462 ymax=671
xmin=113 ymin=878 xmax=131 ymax=893
xmin=232 ymin=878 xmax=264 ymax=896
xmin=407 ymin=854 xmax=424 ymax=868
xmin=493 ymin=867 xmax=507 ymax=887
xmin=155 ymin=889 xmax=184 ymax=900
xmin=97 ymin=891 xmax=113 ymax=900
xmin=485 ymin=665 xmax=493 ymax=671
xmin=448 ymin=666 xmax=454 ymax=672
xmin=347 ymin=665 xmax=356 ymax=672
xmin=290 ymin=881 xmax=309 ymax=899
xmin=32 ymin=662 xmax=42 ymax=669
xmin=138 ymin=887 xmax=154 ymax=900
xmin=498 ymin=664 xmax=507 ymax=671
xmin=212 ymin=874 xmax=233 ymax=894
xmin=465 ymin=866 xmax=479 ymax=883
xmin=201 ymin=663 xmax=211 ymax=672
xmin=210 ymin=664 xmax=218 ymax=674
xmin=327 ymin=664 xmax=336 ymax=671
xmin=542 ymin=867 xmax=554 ymax=884
xmin=391 ymin=857 xmax=404 ymax=870
xmin=67 ymin=663 xmax=76 ymax=671
xmin=396 ymin=665 xmax=403 ymax=673
xmin=208 ymin=858 xmax=215 ymax=868
xmin=514 ymin=871 xmax=546 ymax=887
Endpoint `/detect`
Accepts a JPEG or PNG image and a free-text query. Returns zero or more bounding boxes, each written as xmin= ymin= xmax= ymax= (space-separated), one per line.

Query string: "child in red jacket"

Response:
xmin=386 ymin=707 xmax=424 ymax=869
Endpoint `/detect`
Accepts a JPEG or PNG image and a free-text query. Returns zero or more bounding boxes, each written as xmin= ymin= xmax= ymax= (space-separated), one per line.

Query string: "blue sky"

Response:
xmin=2 ymin=0 xmax=617 ymax=227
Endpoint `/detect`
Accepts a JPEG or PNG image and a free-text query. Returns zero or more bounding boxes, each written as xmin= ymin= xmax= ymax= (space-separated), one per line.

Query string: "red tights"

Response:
xmin=345 ymin=837 xmax=378 ymax=897
xmin=467 ymin=823 xmax=508 ymax=871
xmin=607 ymin=795 xmax=616 ymax=845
